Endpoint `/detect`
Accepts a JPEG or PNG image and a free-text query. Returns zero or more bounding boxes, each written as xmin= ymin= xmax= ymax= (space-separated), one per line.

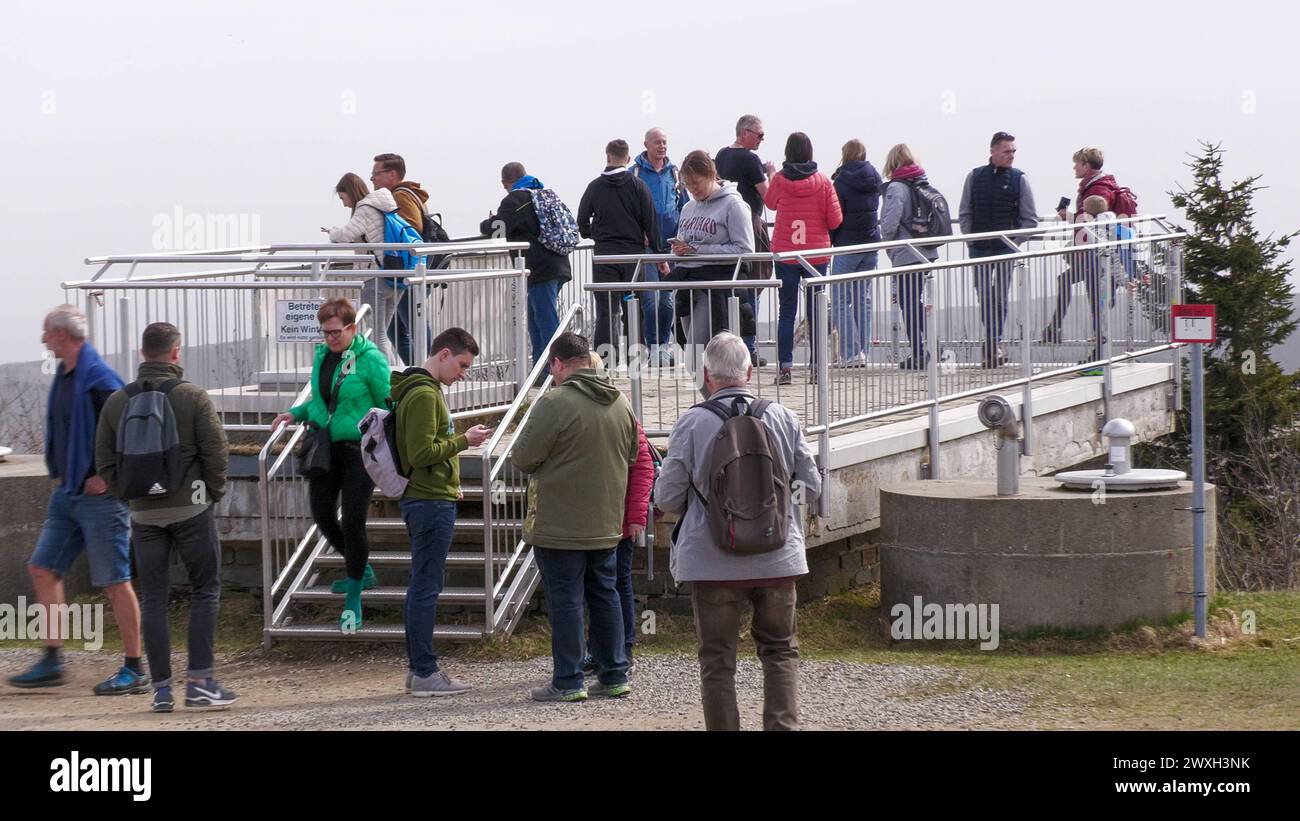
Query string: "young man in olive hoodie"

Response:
xmin=95 ymin=322 xmax=234 ymax=712
xmin=509 ymin=332 xmax=640 ymax=701
xmin=392 ymin=327 xmax=493 ymax=696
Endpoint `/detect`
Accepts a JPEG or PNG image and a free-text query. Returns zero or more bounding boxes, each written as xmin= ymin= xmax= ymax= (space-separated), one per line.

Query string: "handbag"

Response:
xmin=297 ymin=357 xmax=345 ymax=479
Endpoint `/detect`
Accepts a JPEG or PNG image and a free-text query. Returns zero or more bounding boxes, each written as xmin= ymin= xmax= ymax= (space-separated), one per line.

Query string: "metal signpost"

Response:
xmin=1171 ymin=303 xmax=1216 ymax=638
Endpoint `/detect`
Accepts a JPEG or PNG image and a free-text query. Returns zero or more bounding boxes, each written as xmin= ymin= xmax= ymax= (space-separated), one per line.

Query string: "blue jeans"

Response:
xmin=391 ymin=284 xmax=434 ymax=366
xmin=831 ymin=251 xmax=878 ymax=360
xmin=637 ymin=263 xmax=674 ymax=348
xmin=535 ymin=545 xmax=627 ymax=690
xmin=587 ymin=538 xmax=636 ymax=660
xmin=776 ymin=261 xmax=827 ymax=369
xmin=528 ymin=278 xmax=562 ymax=371
xmin=400 ymin=498 xmax=457 ymax=677
xmin=30 ymin=487 xmax=131 ymax=587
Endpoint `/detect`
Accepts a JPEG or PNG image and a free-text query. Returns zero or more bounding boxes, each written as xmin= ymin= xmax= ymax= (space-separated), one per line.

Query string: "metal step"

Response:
xmin=314 ymin=550 xmax=506 ymax=567
xmin=265 ymin=623 xmax=486 ymax=641
xmin=367 ymin=517 xmax=522 ymax=533
xmin=371 ymin=483 xmax=525 ymax=501
xmin=292 ymin=585 xmax=487 ymax=604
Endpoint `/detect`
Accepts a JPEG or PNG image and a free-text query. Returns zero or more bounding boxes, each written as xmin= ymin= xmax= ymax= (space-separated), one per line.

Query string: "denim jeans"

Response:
xmin=637 ymin=263 xmax=674 ymax=348
xmin=30 ymin=487 xmax=131 ymax=588
xmin=830 ymin=250 xmax=878 ymax=360
xmin=400 ymin=498 xmax=457 ymax=677
xmin=969 ymin=246 xmax=1015 ymax=362
xmin=527 ymin=278 xmax=562 ymax=370
xmin=134 ymin=507 xmax=221 ymax=687
xmin=534 ymin=545 xmax=627 ymax=690
xmin=776 ymin=261 xmax=827 ymax=369
xmin=894 ymin=271 xmax=928 ymax=364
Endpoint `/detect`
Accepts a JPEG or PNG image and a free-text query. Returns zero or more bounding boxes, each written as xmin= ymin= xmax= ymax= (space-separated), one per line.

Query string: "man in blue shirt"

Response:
xmin=631 ymin=127 xmax=686 ymax=367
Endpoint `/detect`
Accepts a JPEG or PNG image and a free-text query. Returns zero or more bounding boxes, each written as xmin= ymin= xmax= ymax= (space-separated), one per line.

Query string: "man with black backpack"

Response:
xmin=479 ymin=162 xmax=574 ymax=371
xmin=958 ymin=131 xmax=1039 ymax=368
xmin=654 ymin=332 xmax=821 ymax=731
xmin=94 ymin=322 xmax=234 ymax=713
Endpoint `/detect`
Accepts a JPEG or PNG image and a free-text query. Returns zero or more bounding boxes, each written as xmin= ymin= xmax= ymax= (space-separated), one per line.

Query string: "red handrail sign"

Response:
xmin=1171 ymin=304 xmax=1216 ymax=344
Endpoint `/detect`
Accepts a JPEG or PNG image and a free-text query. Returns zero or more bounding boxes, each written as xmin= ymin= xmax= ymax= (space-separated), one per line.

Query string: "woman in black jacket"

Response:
xmin=829 ymin=140 xmax=883 ymax=365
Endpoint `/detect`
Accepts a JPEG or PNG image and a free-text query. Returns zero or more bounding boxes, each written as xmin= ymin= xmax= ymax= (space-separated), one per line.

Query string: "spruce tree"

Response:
xmin=1169 ymin=141 xmax=1300 ymax=449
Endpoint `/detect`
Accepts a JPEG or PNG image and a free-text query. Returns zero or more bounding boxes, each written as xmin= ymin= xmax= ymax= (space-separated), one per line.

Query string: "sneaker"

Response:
xmin=530 ymin=684 xmax=588 ymax=702
xmin=775 ymin=368 xmax=792 ymax=386
xmin=7 ymin=655 xmax=65 ymax=689
xmin=405 ymin=672 xmax=413 ymax=693
xmin=152 ymin=686 xmax=174 ymax=713
xmin=410 ymin=670 xmax=471 ymax=697
xmin=185 ymin=678 xmax=238 ymax=710
xmin=981 ymin=352 xmax=1009 ymax=369
xmin=899 ymin=355 xmax=929 ymax=371
xmin=588 ymin=681 xmax=632 ymax=698
xmin=93 ymin=665 xmax=150 ymax=696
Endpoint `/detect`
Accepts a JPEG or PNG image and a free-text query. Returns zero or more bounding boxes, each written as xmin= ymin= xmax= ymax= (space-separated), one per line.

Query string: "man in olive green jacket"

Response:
xmin=95 ymin=322 xmax=235 ymax=712
xmin=510 ymin=332 xmax=639 ymax=702
xmin=392 ymin=327 xmax=491 ymax=697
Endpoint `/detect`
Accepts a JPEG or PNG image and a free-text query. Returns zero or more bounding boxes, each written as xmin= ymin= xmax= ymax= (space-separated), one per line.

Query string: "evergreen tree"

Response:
xmin=1169 ymin=141 xmax=1300 ymax=449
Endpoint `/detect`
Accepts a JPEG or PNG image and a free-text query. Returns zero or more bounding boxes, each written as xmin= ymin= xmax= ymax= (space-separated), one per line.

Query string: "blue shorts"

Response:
xmin=30 ymin=486 xmax=132 ymax=588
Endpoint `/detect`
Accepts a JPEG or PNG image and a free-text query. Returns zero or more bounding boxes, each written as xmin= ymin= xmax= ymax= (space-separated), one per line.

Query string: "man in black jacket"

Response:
xmin=480 ymin=162 xmax=573 ymax=371
xmin=577 ymin=140 xmax=659 ymax=365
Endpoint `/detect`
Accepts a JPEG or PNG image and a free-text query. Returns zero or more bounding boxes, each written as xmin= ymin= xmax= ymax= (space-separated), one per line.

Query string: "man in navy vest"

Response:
xmin=958 ymin=131 xmax=1039 ymax=368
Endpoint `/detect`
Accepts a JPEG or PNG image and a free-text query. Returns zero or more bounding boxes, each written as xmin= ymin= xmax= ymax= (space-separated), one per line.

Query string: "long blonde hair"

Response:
xmin=882 ymin=144 xmax=918 ymax=179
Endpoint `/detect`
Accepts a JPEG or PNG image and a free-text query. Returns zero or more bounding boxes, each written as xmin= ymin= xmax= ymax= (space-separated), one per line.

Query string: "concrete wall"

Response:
xmin=0 ymin=456 xmax=93 ymax=603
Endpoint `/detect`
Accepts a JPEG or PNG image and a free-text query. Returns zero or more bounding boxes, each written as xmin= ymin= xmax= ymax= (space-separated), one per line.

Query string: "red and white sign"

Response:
xmin=1171 ymin=304 xmax=1216 ymax=344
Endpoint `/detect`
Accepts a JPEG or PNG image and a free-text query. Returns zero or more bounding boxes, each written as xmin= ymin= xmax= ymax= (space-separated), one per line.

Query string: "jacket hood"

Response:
xmin=633 ymin=152 xmax=675 ymax=175
xmin=358 ymin=188 xmax=398 ymax=213
xmin=781 ymin=161 xmax=819 ymax=181
xmin=558 ymin=368 xmax=621 ymax=405
xmin=393 ymin=181 xmax=429 ymax=204
xmin=390 ymin=366 xmax=437 ymax=402
xmin=703 ymin=181 xmax=742 ymax=204
xmin=597 ymin=166 xmax=633 ymax=188
xmin=136 ymin=361 xmax=184 ymax=384
xmin=834 ymin=160 xmax=877 ymax=191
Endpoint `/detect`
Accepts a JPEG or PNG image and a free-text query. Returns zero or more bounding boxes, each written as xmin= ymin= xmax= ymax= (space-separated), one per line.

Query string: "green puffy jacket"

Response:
xmin=289 ymin=333 xmax=391 ymax=442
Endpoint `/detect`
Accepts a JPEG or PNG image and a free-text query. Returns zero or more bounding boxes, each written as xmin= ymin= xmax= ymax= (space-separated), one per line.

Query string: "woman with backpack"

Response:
xmin=878 ymin=144 xmax=942 ymax=371
xmin=272 ymin=298 xmax=392 ymax=632
xmin=327 ymin=172 xmax=406 ymax=364
xmin=830 ymin=139 xmax=883 ymax=366
xmin=764 ymin=132 xmax=843 ymax=385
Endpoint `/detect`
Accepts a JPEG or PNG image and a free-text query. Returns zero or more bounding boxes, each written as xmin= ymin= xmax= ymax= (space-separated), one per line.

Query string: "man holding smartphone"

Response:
xmin=391 ymin=327 xmax=492 ymax=696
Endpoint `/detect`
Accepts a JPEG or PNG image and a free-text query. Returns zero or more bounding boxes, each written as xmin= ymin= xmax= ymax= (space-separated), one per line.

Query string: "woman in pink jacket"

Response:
xmin=764 ymin=132 xmax=843 ymax=384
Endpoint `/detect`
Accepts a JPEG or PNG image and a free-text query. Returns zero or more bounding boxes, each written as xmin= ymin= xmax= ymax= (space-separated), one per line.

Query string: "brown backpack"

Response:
xmin=688 ymin=397 xmax=790 ymax=554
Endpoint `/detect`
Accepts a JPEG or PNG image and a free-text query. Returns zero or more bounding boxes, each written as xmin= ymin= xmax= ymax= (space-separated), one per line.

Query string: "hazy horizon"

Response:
xmin=2 ymin=0 xmax=1296 ymax=365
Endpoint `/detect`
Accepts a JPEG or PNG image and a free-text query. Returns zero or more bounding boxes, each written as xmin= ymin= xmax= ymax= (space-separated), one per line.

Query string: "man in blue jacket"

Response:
xmin=631 ymin=128 xmax=686 ymax=367
xmin=8 ymin=305 xmax=146 ymax=696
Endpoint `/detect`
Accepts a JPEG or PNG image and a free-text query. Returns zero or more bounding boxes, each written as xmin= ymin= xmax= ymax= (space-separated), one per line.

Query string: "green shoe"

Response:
xmin=340 ymin=577 xmax=363 ymax=633
xmin=331 ymin=563 xmax=377 ymax=594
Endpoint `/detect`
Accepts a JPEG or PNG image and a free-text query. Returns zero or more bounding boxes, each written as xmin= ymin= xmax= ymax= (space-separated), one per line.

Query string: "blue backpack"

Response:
xmin=528 ymin=189 xmax=580 ymax=255
xmin=367 ymin=206 xmax=425 ymax=272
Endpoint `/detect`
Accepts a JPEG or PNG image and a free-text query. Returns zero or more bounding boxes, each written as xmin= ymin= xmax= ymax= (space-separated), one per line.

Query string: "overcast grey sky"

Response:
xmin=1 ymin=0 xmax=1295 ymax=364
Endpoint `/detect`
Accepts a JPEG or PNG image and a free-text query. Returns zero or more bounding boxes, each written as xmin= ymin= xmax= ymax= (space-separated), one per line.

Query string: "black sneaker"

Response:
xmin=899 ymin=355 xmax=929 ymax=371
xmin=775 ymin=368 xmax=793 ymax=386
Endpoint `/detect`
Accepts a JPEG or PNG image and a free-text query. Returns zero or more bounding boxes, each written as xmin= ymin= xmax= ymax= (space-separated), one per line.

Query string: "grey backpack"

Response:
xmin=115 ymin=378 xmax=184 ymax=500
xmin=689 ymin=397 xmax=790 ymax=554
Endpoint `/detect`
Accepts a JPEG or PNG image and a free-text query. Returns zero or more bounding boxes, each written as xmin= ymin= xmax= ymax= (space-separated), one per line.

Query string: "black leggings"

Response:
xmin=307 ymin=441 xmax=374 ymax=580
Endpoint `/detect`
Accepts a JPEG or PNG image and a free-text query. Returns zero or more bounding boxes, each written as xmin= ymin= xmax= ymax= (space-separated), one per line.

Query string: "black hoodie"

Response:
xmin=576 ymin=167 xmax=660 ymax=253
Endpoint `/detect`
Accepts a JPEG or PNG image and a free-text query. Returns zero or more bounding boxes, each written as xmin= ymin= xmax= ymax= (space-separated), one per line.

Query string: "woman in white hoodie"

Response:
xmin=669 ymin=151 xmax=756 ymax=375
xmin=327 ymin=172 xmax=401 ymax=363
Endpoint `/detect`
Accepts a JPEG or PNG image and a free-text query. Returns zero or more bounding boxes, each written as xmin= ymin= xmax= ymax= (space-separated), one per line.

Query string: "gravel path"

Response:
xmin=0 ymin=648 xmax=1031 ymax=730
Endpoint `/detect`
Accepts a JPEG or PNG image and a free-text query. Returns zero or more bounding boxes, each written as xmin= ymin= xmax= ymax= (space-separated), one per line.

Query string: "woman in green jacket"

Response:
xmin=272 ymin=298 xmax=391 ymax=631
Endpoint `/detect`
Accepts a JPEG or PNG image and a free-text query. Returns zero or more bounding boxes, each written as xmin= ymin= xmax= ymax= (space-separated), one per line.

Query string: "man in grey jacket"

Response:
xmin=653 ymin=332 xmax=821 ymax=730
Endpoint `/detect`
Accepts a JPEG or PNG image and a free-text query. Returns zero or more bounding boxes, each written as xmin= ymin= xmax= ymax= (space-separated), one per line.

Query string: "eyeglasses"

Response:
xmin=321 ymin=325 xmax=352 ymax=339
xmin=746 ymin=128 xmax=765 ymax=140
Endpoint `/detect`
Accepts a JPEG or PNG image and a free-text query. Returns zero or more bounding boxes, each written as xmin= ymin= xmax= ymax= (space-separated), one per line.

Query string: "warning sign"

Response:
xmin=276 ymin=299 xmax=345 ymax=343
xmin=1171 ymin=304 xmax=1216 ymax=344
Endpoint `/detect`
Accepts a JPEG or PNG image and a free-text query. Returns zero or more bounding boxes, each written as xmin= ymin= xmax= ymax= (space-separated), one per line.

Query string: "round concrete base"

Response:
xmin=879 ymin=477 xmax=1215 ymax=634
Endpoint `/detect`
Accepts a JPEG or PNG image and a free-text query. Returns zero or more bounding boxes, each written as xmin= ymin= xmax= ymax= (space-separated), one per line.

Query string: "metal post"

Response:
xmin=482 ymin=452 xmax=495 ymax=634
xmin=1017 ymin=261 xmax=1034 ymax=457
xmin=259 ymin=447 xmax=274 ymax=649
xmin=815 ymin=289 xmax=831 ymax=518
xmin=514 ymin=269 xmax=528 ymax=391
xmin=1101 ymin=248 xmax=1113 ymax=426
xmin=1190 ymin=341 xmax=1207 ymax=638
xmin=413 ymin=260 xmax=428 ymax=364
xmin=924 ymin=274 xmax=940 ymax=479
xmin=627 ymin=297 xmax=643 ymax=422
xmin=117 ymin=297 xmax=131 ymax=377
xmin=728 ymin=295 xmax=741 ymax=338
xmin=1171 ymin=240 xmax=1185 ymax=412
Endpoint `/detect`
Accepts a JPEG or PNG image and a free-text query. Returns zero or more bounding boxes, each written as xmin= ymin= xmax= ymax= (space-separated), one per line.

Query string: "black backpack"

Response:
xmin=114 ymin=378 xmax=184 ymax=500
xmin=396 ymin=186 xmax=451 ymax=269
